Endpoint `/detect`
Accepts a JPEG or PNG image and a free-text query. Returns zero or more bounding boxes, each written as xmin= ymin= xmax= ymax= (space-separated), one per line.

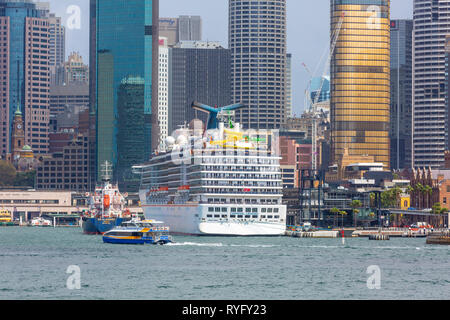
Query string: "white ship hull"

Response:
xmin=142 ymin=204 xmax=286 ymax=236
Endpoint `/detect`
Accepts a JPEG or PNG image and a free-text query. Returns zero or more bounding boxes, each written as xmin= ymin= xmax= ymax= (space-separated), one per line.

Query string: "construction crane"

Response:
xmin=309 ymin=11 xmax=345 ymax=172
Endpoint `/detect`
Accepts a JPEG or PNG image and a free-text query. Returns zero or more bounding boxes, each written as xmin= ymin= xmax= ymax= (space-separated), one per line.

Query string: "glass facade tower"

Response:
xmin=93 ymin=0 xmax=159 ymax=186
xmin=390 ymin=19 xmax=413 ymax=170
xmin=330 ymin=0 xmax=391 ymax=169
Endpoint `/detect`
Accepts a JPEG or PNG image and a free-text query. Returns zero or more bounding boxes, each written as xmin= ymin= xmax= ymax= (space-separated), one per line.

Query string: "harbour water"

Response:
xmin=0 ymin=227 xmax=449 ymax=300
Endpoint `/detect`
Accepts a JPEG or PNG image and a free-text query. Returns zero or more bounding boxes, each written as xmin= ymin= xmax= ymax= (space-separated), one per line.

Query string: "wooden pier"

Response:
xmin=426 ymin=232 xmax=450 ymax=245
xmin=285 ymin=230 xmax=339 ymax=238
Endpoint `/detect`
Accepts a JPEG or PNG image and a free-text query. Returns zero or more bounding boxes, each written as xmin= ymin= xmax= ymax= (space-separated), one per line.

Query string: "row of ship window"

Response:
xmin=208 ymin=207 xmax=279 ymax=214
xmin=205 ymin=215 xmax=281 ymax=220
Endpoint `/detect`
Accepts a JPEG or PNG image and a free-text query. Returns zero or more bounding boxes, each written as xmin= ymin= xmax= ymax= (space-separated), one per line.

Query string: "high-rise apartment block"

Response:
xmin=229 ymin=0 xmax=287 ymax=130
xmin=0 ymin=0 xmax=50 ymax=157
xmin=413 ymin=0 xmax=450 ymax=169
xmin=330 ymin=0 xmax=391 ymax=169
xmin=48 ymin=13 xmax=65 ymax=71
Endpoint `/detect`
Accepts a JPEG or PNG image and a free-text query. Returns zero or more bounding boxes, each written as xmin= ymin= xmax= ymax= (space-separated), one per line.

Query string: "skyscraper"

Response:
xmin=168 ymin=41 xmax=231 ymax=133
xmin=48 ymin=13 xmax=65 ymax=71
xmin=413 ymin=0 xmax=450 ymax=169
xmin=229 ymin=0 xmax=287 ymax=130
xmin=178 ymin=15 xmax=202 ymax=42
xmin=330 ymin=0 xmax=391 ymax=169
xmin=286 ymin=53 xmax=292 ymax=118
xmin=159 ymin=17 xmax=178 ymax=46
xmin=390 ymin=19 xmax=413 ymax=170
xmin=159 ymin=15 xmax=202 ymax=47
xmin=0 ymin=0 xmax=50 ymax=157
xmin=158 ymin=37 xmax=169 ymax=149
xmin=91 ymin=0 xmax=159 ymax=186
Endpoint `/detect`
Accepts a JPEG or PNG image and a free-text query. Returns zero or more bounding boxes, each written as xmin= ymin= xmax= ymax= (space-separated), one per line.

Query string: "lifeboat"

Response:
xmin=104 ymin=195 xmax=110 ymax=209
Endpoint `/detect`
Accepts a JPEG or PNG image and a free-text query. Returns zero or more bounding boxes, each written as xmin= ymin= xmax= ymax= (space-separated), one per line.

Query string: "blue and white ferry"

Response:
xmin=102 ymin=218 xmax=173 ymax=245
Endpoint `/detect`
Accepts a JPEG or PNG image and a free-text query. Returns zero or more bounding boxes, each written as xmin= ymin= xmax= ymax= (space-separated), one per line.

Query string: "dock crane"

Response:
xmin=308 ymin=12 xmax=345 ymax=171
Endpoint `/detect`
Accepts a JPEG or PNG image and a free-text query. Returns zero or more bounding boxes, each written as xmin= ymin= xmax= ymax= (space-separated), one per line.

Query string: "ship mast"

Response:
xmin=100 ymin=161 xmax=112 ymax=219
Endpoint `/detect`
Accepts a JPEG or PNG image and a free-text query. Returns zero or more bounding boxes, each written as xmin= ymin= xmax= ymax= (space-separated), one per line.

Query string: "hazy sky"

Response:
xmin=42 ymin=0 xmax=414 ymax=115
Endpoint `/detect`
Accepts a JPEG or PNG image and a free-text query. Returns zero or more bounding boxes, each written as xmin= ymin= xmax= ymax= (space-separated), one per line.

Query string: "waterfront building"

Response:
xmin=390 ymin=19 xmax=413 ymax=170
xmin=279 ymin=136 xmax=314 ymax=189
xmin=413 ymin=0 xmax=450 ymax=169
xmin=36 ymin=134 xmax=91 ymax=192
xmin=168 ymin=41 xmax=231 ymax=133
xmin=0 ymin=0 xmax=50 ymax=157
xmin=330 ymin=0 xmax=391 ymax=169
xmin=91 ymin=0 xmax=159 ymax=187
xmin=326 ymin=148 xmax=386 ymax=184
xmin=0 ymin=189 xmax=142 ymax=221
xmin=229 ymin=0 xmax=287 ymax=130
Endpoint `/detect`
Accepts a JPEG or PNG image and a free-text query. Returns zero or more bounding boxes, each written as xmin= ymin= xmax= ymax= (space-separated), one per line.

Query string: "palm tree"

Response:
xmin=351 ymin=200 xmax=362 ymax=228
xmin=424 ymin=185 xmax=433 ymax=209
xmin=415 ymin=183 xmax=424 ymax=209
xmin=330 ymin=207 xmax=340 ymax=228
xmin=339 ymin=210 xmax=348 ymax=228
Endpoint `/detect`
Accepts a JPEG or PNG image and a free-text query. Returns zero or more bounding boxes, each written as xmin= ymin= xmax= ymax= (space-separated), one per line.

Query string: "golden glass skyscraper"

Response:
xmin=330 ymin=0 xmax=391 ymax=169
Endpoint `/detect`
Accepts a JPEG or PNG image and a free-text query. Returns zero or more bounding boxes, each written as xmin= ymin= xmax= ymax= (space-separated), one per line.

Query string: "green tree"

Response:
xmin=330 ymin=207 xmax=340 ymax=228
xmin=0 ymin=161 xmax=17 ymax=187
xmin=13 ymin=170 xmax=36 ymax=188
xmin=415 ymin=183 xmax=425 ymax=208
xmin=432 ymin=203 xmax=448 ymax=228
xmin=423 ymin=185 xmax=433 ymax=209
xmin=351 ymin=200 xmax=363 ymax=227
xmin=339 ymin=210 xmax=348 ymax=228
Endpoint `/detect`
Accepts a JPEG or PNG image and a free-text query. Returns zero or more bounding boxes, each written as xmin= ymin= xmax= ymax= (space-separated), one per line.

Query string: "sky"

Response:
xmin=42 ymin=0 xmax=414 ymax=115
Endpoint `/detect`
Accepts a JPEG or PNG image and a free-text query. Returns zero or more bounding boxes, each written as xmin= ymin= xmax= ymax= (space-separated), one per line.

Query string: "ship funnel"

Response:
xmin=191 ymin=102 xmax=244 ymax=130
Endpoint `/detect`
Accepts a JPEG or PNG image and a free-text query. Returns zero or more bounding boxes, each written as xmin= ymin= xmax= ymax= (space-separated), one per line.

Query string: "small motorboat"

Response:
xmin=102 ymin=219 xmax=173 ymax=245
xmin=29 ymin=217 xmax=52 ymax=227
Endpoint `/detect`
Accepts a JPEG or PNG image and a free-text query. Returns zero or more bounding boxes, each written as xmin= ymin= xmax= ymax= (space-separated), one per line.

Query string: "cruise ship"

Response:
xmin=132 ymin=103 xmax=286 ymax=236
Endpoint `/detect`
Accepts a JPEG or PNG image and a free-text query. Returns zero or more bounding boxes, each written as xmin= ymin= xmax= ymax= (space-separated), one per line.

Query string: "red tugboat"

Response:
xmin=81 ymin=161 xmax=131 ymax=234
